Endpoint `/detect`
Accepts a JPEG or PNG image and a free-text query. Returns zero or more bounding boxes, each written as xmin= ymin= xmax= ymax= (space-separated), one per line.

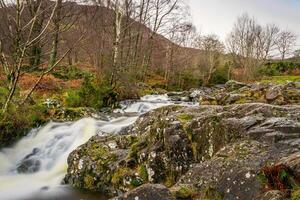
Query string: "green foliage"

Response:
xmin=291 ymin=188 xmax=300 ymax=200
xmin=130 ymin=178 xmax=143 ymax=187
xmin=261 ymin=76 xmax=300 ymax=84
xmin=52 ymin=66 xmax=91 ymax=80
xmin=209 ymin=65 xmax=229 ymax=85
xmin=259 ymin=61 xmax=300 ymax=76
xmin=201 ymin=187 xmax=223 ymax=200
xmin=138 ymin=165 xmax=148 ymax=182
xmin=174 ymin=185 xmax=198 ymax=199
xmin=177 ymin=113 xmax=193 ymax=123
xmin=178 ymin=71 xmax=203 ymax=90
xmin=0 ymin=87 xmax=8 ymax=108
xmin=64 ymin=77 xmax=118 ymax=109
xmin=0 ymin=103 xmax=48 ymax=147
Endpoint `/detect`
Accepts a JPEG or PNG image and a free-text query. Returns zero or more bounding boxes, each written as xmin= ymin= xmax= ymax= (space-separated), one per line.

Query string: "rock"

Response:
xmin=17 ymin=158 xmax=41 ymax=173
xmin=43 ymin=98 xmax=60 ymax=108
xmin=257 ymin=190 xmax=286 ymax=200
xmin=16 ymin=148 xmax=41 ymax=173
xmin=225 ymin=93 xmax=247 ymax=104
xmin=50 ymin=107 xmax=108 ymax=121
xmin=173 ymin=140 xmax=280 ymax=200
xmin=199 ymin=94 xmax=217 ymax=105
xmin=266 ymin=85 xmax=282 ymax=101
xmin=180 ymin=96 xmax=190 ymax=102
xmin=278 ymin=153 xmax=300 ymax=179
xmin=195 ymin=81 xmax=300 ymax=106
xmin=167 ymin=91 xmax=191 ymax=102
xmin=113 ymin=184 xmax=175 ymax=200
xmin=63 ymin=135 xmax=130 ymax=195
xmin=225 ymin=80 xmax=248 ymax=92
xmin=65 ymin=103 xmax=300 ymax=198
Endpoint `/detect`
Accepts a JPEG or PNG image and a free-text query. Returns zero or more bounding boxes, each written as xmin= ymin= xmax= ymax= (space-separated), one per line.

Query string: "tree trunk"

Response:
xmin=110 ymin=1 xmax=122 ymax=86
xmin=49 ymin=0 xmax=62 ymax=67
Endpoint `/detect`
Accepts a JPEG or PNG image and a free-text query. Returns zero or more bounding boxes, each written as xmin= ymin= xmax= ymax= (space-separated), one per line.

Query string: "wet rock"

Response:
xmin=17 ymin=158 xmax=41 ymax=173
xmin=114 ymin=184 xmax=175 ymax=200
xmin=51 ymin=107 xmax=108 ymax=121
xmin=17 ymin=148 xmax=41 ymax=173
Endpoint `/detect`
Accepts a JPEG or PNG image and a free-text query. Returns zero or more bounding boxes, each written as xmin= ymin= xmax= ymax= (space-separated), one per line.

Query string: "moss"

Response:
xmin=128 ymin=143 xmax=139 ymax=165
xmin=235 ymin=98 xmax=248 ymax=104
xmin=201 ymin=187 xmax=223 ymax=200
xmin=164 ymin=171 xmax=177 ymax=188
xmin=177 ymin=113 xmax=193 ymax=123
xmin=111 ymin=168 xmax=132 ymax=186
xmin=138 ymin=165 xmax=148 ymax=182
xmin=173 ymin=184 xmax=198 ymax=199
xmin=130 ymin=178 xmax=143 ymax=187
xmin=138 ymin=88 xmax=155 ymax=96
xmin=0 ymin=103 xmax=48 ymax=147
xmin=291 ymin=188 xmax=300 ymax=200
xmin=257 ymin=172 xmax=268 ymax=186
xmin=84 ymin=174 xmax=95 ymax=189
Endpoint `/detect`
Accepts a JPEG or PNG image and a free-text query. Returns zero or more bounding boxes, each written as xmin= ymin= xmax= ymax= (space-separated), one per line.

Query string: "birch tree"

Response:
xmin=276 ymin=30 xmax=297 ymax=60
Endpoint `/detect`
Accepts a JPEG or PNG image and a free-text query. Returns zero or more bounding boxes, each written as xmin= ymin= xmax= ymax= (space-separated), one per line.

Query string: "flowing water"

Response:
xmin=0 ymin=95 xmax=196 ymax=200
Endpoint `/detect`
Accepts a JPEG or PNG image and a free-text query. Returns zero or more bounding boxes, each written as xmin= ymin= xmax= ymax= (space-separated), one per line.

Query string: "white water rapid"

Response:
xmin=0 ymin=94 xmax=196 ymax=200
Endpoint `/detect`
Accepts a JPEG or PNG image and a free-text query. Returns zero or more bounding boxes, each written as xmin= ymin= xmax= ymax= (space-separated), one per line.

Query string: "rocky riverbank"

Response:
xmin=64 ymin=81 xmax=300 ymax=200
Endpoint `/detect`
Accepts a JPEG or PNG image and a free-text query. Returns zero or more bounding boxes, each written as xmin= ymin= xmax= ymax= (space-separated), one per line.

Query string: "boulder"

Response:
xmin=225 ymin=80 xmax=248 ymax=92
xmin=198 ymin=81 xmax=300 ymax=106
xmin=65 ymin=103 xmax=300 ymax=198
xmin=113 ymin=184 xmax=175 ymax=200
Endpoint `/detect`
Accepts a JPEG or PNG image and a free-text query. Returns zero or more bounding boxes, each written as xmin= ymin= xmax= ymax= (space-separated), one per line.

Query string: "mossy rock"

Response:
xmin=171 ymin=184 xmax=198 ymax=199
xmin=200 ymin=187 xmax=223 ymax=200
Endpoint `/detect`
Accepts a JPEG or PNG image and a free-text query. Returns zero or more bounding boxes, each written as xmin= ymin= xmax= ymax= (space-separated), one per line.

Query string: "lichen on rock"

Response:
xmin=64 ymin=84 xmax=300 ymax=199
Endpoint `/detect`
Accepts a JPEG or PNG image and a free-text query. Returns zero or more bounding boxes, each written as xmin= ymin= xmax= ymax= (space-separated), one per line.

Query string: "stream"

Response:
xmin=0 ymin=94 xmax=197 ymax=200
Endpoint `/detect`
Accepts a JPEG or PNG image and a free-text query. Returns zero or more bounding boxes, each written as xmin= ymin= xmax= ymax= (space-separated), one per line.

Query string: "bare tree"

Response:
xmin=0 ymin=0 xmax=59 ymax=113
xmin=198 ymin=34 xmax=224 ymax=85
xmin=0 ymin=0 xmax=85 ymax=112
xmin=275 ymin=30 xmax=297 ymax=60
xmin=227 ymin=13 xmax=281 ymax=79
xmin=141 ymin=0 xmax=180 ymax=79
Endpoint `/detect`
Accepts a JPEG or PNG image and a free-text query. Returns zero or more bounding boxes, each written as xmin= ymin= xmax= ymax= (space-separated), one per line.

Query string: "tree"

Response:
xmin=198 ymin=34 xmax=224 ymax=85
xmin=226 ymin=13 xmax=281 ymax=79
xmin=0 ymin=0 xmax=85 ymax=112
xmin=275 ymin=30 xmax=297 ymax=60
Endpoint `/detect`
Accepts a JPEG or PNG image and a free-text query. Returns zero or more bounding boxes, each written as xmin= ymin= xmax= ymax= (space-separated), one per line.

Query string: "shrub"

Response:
xmin=179 ymin=71 xmax=203 ymax=90
xmin=209 ymin=66 xmax=229 ymax=85
xmin=64 ymin=76 xmax=118 ymax=109
xmin=259 ymin=61 xmax=300 ymax=76
xmin=0 ymin=103 xmax=48 ymax=147
xmin=52 ymin=66 xmax=91 ymax=80
xmin=0 ymin=87 xmax=8 ymax=108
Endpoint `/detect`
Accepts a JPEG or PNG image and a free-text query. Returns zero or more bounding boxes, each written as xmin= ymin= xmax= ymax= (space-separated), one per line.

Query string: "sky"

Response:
xmin=188 ymin=0 xmax=300 ymax=47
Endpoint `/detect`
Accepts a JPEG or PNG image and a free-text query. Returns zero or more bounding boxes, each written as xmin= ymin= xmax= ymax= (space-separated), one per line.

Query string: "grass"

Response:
xmin=260 ymin=76 xmax=300 ymax=84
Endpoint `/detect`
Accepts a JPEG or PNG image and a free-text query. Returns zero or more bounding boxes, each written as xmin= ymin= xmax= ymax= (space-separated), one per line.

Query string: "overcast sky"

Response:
xmin=188 ymin=0 xmax=300 ymax=46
